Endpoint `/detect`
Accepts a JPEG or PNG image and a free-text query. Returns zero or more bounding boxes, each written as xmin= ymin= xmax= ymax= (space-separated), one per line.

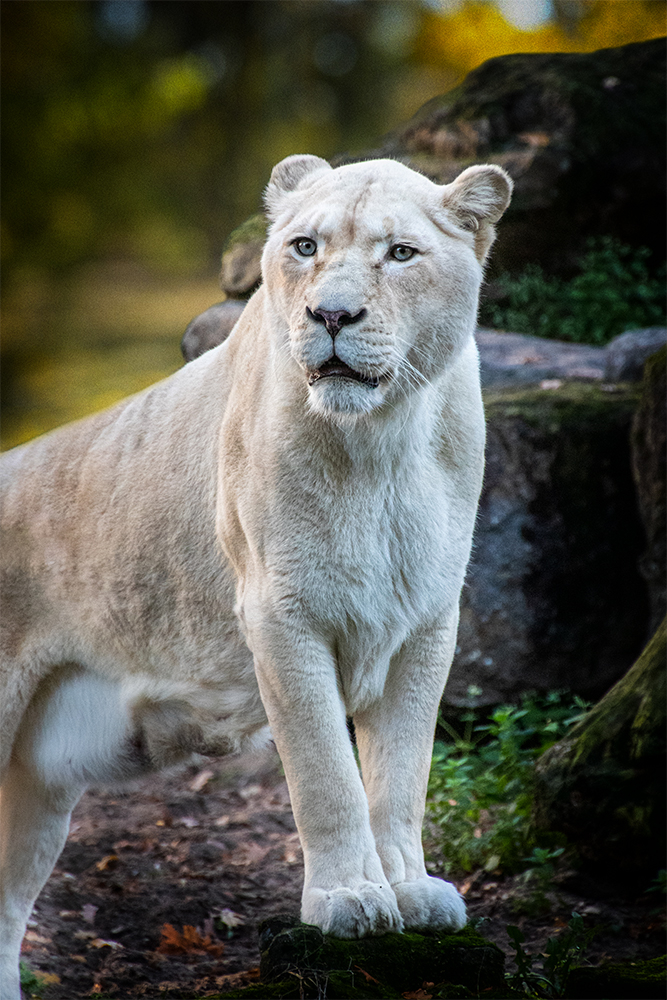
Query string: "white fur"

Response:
xmin=0 ymin=156 xmax=511 ymax=998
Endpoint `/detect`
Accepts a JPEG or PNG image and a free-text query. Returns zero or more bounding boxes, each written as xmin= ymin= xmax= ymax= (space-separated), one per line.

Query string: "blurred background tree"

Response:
xmin=1 ymin=0 xmax=665 ymax=447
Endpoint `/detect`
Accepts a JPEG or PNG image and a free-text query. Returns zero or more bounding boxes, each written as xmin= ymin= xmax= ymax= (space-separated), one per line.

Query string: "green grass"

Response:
xmin=480 ymin=237 xmax=666 ymax=345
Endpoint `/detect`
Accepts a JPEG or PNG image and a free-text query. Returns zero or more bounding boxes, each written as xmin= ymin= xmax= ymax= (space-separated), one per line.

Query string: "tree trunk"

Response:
xmin=533 ymin=618 xmax=666 ymax=875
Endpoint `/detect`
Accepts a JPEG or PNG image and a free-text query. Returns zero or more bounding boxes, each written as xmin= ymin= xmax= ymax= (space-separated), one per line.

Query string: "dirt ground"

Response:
xmin=22 ymin=747 xmax=665 ymax=999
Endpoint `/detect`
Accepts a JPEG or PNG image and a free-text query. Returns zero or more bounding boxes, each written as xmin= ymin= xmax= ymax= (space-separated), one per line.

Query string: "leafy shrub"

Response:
xmin=480 ymin=238 xmax=666 ymax=345
xmin=426 ymin=691 xmax=589 ymax=874
xmin=506 ymin=912 xmax=598 ymax=998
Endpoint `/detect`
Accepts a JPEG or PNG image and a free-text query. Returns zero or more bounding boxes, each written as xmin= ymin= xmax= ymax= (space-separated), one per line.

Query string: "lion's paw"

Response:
xmin=393 ymin=876 xmax=466 ymax=932
xmin=302 ymin=881 xmax=404 ymax=938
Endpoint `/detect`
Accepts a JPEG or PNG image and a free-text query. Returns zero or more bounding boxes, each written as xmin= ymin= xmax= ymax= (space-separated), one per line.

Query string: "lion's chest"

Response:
xmin=250 ymin=462 xmax=467 ymax=712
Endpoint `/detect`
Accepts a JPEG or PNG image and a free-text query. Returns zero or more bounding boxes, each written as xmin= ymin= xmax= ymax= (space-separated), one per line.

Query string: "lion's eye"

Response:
xmin=293 ymin=238 xmax=317 ymax=257
xmin=390 ymin=244 xmax=416 ymax=261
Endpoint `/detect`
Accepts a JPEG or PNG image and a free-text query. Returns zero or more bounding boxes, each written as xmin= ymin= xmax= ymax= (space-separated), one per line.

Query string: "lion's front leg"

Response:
xmin=249 ymin=624 xmax=403 ymax=938
xmin=354 ymin=617 xmax=467 ymax=933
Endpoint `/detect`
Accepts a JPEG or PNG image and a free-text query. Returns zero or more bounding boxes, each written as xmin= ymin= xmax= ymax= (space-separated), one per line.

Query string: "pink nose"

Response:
xmin=307 ymin=307 xmax=366 ymax=338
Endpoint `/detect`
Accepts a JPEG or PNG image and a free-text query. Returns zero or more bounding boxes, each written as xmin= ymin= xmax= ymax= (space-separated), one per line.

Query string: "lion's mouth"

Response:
xmin=307 ymin=357 xmax=380 ymax=388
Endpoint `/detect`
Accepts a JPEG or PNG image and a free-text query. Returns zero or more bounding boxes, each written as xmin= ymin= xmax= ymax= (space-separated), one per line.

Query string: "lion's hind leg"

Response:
xmin=0 ymin=664 xmax=146 ymax=1000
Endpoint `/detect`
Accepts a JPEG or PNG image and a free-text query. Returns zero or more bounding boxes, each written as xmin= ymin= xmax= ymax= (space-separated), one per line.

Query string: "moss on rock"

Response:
xmin=215 ymin=918 xmax=506 ymax=998
xmin=449 ymin=381 xmax=648 ymax=705
xmin=219 ymin=213 xmax=268 ymax=297
xmin=564 ymin=954 xmax=667 ymax=999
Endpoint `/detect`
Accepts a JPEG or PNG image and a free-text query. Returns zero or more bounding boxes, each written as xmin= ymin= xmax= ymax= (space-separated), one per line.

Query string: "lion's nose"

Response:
xmin=307 ymin=307 xmax=366 ymax=339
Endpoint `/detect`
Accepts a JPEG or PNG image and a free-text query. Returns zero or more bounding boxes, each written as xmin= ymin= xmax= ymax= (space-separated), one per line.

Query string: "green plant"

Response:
xmin=646 ymin=868 xmax=666 ymax=896
xmin=506 ymin=912 xmax=598 ymax=998
xmin=480 ymin=237 xmax=666 ymax=345
xmin=19 ymin=962 xmax=59 ymax=999
xmin=427 ymin=691 xmax=589 ymax=874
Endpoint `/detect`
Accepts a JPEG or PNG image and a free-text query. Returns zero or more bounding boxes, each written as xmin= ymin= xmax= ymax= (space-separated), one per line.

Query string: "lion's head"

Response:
xmin=261 ymin=155 xmax=511 ymax=420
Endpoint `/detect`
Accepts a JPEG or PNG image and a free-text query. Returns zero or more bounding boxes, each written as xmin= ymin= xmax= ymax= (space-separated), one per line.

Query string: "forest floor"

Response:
xmin=22 ymin=747 xmax=665 ymax=999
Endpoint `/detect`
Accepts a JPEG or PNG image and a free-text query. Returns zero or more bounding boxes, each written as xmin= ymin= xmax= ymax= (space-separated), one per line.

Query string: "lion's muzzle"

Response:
xmin=307 ymin=356 xmax=381 ymax=388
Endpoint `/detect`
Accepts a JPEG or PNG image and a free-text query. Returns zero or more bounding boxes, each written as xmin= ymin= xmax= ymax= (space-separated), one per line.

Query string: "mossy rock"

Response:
xmin=533 ymin=618 xmax=666 ymax=874
xmin=377 ymin=38 xmax=666 ymax=276
xmin=218 ymin=38 xmax=666 ymax=295
xmin=219 ymin=212 xmax=267 ymax=297
xmin=564 ymin=954 xmax=666 ymax=999
xmin=448 ymin=381 xmax=649 ymax=705
xmin=221 ymin=917 xmax=505 ymax=998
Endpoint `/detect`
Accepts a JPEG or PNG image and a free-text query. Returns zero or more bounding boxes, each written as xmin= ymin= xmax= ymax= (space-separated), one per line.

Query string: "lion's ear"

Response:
xmin=445 ymin=165 xmax=513 ymax=232
xmin=264 ymin=155 xmax=333 ymax=220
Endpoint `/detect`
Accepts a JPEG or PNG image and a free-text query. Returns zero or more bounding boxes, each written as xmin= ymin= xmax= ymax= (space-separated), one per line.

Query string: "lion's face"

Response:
xmin=261 ymin=156 xmax=511 ymax=420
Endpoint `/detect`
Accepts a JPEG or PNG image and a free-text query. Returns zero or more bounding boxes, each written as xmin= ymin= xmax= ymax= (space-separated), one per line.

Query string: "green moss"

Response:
xmin=221 ymin=212 xmax=268 ymax=254
xmin=483 ymin=382 xmax=640 ymax=427
xmin=255 ymin=922 xmax=504 ymax=998
xmin=566 ymin=618 xmax=665 ymax=767
xmin=221 ymin=976 xmax=399 ymax=999
xmin=565 ymin=954 xmax=666 ymax=999
xmin=643 ymin=344 xmax=667 ymax=385
xmin=533 ymin=620 xmax=666 ymax=871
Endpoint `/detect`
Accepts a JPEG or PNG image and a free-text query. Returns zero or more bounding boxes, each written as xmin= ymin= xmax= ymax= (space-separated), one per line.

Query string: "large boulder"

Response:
xmin=218 ymin=38 xmax=666 ymax=297
xmin=446 ymin=381 xmax=649 ymax=705
xmin=360 ymin=37 xmax=666 ymax=278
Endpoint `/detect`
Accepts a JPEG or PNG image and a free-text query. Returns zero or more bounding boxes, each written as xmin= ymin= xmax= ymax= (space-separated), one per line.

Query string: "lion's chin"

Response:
xmin=307 ymin=376 xmax=384 ymax=420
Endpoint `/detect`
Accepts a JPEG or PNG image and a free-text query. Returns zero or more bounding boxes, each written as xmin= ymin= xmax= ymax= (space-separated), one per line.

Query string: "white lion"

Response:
xmin=0 ymin=155 xmax=511 ymax=999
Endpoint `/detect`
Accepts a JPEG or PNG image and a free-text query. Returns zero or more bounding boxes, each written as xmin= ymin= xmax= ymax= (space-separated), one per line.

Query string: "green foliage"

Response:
xmin=647 ymin=869 xmax=667 ymax=896
xmin=19 ymin=961 xmax=58 ymax=999
xmin=427 ymin=691 xmax=589 ymax=874
xmin=506 ymin=912 xmax=598 ymax=998
xmin=480 ymin=238 xmax=666 ymax=345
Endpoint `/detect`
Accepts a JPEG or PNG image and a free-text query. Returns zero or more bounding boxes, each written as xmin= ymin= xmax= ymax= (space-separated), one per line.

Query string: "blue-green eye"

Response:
xmin=390 ymin=244 xmax=416 ymax=261
xmin=294 ymin=238 xmax=317 ymax=257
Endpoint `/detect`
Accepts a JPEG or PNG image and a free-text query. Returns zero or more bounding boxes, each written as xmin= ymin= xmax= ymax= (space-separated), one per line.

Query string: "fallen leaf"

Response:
xmin=23 ymin=932 xmax=52 ymax=945
xmin=225 ymin=842 xmax=271 ymax=866
xmin=402 ymin=991 xmax=433 ymax=999
xmin=238 ymin=783 xmax=262 ymax=800
xmin=90 ymin=938 xmax=122 ymax=950
xmin=96 ymin=854 xmax=119 ymax=871
xmin=177 ymin=816 xmax=200 ymax=828
xmin=355 ymin=965 xmax=380 ymax=984
xmin=58 ymin=910 xmax=80 ymax=919
xmin=189 ymin=768 xmax=215 ymax=792
xmin=156 ymin=923 xmax=224 ymax=958
xmin=82 ymin=903 xmax=98 ymax=924
xmin=214 ymin=815 xmax=230 ymax=827
xmin=217 ymin=908 xmax=245 ymax=929
xmin=214 ymin=968 xmax=261 ymax=988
